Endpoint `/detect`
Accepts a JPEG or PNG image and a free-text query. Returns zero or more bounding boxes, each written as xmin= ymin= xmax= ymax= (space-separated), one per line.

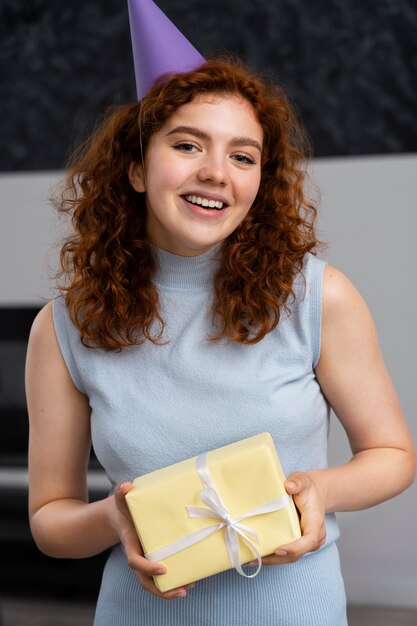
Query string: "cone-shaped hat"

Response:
xmin=128 ymin=0 xmax=206 ymax=100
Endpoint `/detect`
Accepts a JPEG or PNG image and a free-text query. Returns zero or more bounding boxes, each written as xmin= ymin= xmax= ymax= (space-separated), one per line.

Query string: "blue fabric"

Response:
xmin=52 ymin=248 xmax=347 ymax=625
xmin=93 ymin=542 xmax=346 ymax=626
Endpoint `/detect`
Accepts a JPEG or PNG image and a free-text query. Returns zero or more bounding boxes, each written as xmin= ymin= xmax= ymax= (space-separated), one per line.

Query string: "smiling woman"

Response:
xmin=25 ymin=52 xmax=415 ymax=626
xmin=53 ymin=58 xmax=315 ymax=349
xmin=128 ymin=95 xmax=263 ymax=256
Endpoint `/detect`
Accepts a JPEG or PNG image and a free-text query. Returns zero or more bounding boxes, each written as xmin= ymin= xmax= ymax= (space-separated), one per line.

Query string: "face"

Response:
xmin=129 ymin=94 xmax=263 ymax=256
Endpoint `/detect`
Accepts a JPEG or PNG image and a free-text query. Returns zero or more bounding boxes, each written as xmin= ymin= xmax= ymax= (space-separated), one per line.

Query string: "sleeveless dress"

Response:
xmin=52 ymin=247 xmax=347 ymax=626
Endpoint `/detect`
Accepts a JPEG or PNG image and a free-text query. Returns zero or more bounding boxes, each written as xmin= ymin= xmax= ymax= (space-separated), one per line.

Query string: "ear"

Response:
xmin=128 ymin=161 xmax=146 ymax=193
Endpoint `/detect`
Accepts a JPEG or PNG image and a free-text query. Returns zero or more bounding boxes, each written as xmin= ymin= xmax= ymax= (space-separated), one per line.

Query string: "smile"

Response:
xmin=184 ymin=194 xmax=225 ymax=210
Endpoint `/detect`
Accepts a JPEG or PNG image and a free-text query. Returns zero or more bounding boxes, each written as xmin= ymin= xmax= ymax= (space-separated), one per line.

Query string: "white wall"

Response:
xmin=1 ymin=155 xmax=416 ymax=607
xmin=312 ymin=154 xmax=417 ymax=608
xmin=0 ymin=171 xmax=66 ymax=305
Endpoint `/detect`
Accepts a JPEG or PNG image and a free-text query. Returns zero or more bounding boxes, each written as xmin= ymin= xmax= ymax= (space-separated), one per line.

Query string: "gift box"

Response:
xmin=125 ymin=432 xmax=301 ymax=592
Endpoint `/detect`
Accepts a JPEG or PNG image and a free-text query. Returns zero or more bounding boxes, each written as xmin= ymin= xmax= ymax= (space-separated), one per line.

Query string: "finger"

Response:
xmin=246 ymin=551 xmax=300 ymax=567
xmin=118 ymin=481 xmax=134 ymax=496
xmin=115 ymin=482 xmax=134 ymax=518
xmin=249 ymin=539 xmax=313 ymax=566
xmin=247 ymin=518 xmax=326 ymax=568
xmin=117 ymin=510 xmax=142 ymax=554
xmin=120 ymin=523 xmax=168 ymax=577
xmin=274 ymin=523 xmax=326 ymax=560
xmin=126 ymin=548 xmax=168 ymax=578
xmin=285 ymin=472 xmax=311 ymax=495
xmin=116 ymin=482 xmax=198 ymax=599
xmin=138 ymin=572 xmax=196 ymax=599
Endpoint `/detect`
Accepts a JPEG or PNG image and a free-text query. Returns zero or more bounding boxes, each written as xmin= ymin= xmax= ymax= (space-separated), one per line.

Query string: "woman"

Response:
xmin=26 ymin=58 xmax=415 ymax=625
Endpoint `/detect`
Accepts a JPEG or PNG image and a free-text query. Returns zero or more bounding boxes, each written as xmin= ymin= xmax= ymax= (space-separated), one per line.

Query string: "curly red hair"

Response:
xmin=55 ymin=57 xmax=319 ymax=350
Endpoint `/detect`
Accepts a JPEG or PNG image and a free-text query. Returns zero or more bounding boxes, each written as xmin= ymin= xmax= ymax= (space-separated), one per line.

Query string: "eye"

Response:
xmin=232 ymin=153 xmax=257 ymax=165
xmin=173 ymin=142 xmax=199 ymax=153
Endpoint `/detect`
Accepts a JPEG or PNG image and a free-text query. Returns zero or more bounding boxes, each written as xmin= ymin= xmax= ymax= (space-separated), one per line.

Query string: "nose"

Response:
xmin=197 ymin=153 xmax=229 ymax=186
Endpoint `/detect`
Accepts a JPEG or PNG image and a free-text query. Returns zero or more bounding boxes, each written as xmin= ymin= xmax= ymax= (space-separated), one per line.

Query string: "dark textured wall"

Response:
xmin=1 ymin=0 xmax=416 ymax=171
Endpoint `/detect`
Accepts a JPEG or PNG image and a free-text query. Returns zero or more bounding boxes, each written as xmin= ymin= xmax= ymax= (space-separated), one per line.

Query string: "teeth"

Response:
xmin=185 ymin=194 xmax=224 ymax=210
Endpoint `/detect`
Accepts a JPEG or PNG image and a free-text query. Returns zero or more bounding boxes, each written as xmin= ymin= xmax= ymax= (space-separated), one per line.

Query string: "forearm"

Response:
xmin=30 ymin=495 xmax=119 ymax=558
xmin=308 ymin=447 xmax=416 ymax=513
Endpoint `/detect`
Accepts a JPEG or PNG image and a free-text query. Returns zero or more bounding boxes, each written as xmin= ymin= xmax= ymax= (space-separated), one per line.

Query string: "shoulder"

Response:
xmin=29 ymin=296 xmax=71 ymax=344
xmin=321 ymin=265 xmax=373 ymax=328
xmin=29 ymin=300 xmax=55 ymax=348
xmin=27 ymin=299 xmax=71 ymax=381
xmin=318 ymin=265 xmax=380 ymax=368
xmin=27 ymin=299 xmax=86 ymax=400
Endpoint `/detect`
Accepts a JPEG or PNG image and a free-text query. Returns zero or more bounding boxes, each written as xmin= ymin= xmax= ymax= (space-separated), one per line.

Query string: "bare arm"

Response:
xmin=26 ymin=301 xmax=119 ymax=557
xmin=258 ymin=265 xmax=416 ymax=566
xmin=311 ymin=265 xmax=416 ymax=512
xmin=26 ymin=302 xmax=192 ymax=599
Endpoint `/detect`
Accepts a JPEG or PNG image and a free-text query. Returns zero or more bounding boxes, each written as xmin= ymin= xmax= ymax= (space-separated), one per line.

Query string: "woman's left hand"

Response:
xmin=248 ymin=471 xmax=327 ymax=567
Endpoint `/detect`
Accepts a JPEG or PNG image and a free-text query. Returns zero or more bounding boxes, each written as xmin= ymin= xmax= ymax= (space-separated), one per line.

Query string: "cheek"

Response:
xmin=241 ymin=173 xmax=261 ymax=206
xmin=150 ymin=163 xmax=188 ymax=198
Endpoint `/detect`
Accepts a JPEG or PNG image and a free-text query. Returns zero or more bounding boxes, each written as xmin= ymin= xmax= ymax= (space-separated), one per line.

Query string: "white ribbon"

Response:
xmin=145 ymin=451 xmax=291 ymax=578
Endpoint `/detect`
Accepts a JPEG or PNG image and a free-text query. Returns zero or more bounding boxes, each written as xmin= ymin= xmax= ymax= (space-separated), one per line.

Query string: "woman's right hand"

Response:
xmin=112 ymin=482 xmax=196 ymax=599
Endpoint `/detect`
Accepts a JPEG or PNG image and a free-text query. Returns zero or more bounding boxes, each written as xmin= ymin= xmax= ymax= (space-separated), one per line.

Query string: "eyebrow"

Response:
xmin=165 ymin=125 xmax=262 ymax=153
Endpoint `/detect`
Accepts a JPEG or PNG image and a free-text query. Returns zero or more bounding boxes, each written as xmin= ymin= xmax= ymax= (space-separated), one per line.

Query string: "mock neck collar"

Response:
xmin=153 ymin=244 xmax=221 ymax=291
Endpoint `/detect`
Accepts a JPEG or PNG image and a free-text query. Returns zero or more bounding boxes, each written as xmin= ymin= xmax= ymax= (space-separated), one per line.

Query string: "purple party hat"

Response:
xmin=127 ymin=0 xmax=206 ymax=99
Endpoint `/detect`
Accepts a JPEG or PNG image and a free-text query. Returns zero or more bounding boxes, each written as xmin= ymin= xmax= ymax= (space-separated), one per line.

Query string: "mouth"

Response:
xmin=183 ymin=194 xmax=227 ymax=211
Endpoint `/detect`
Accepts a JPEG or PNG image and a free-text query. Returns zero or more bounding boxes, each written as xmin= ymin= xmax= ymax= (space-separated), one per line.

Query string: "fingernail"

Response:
xmin=154 ymin=568 xmax=166 ymax=575
xmin=286 ymin=481 xmax=296 ymax=490
xmin=176 ymin=590 xmax=187 ymax=598
xmin=247 ymin=561 xmax=258 ymax=567
xmin=275 ymin=549 xmax=287 ymax=556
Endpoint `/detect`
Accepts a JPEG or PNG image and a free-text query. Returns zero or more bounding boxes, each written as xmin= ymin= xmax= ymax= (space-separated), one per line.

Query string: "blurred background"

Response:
xmin=0 ymin=0 xmax=416 ymax=623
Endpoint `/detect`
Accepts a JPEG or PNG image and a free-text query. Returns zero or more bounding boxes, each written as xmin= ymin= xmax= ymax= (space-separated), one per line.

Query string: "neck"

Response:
xmin=152 ymin=243 xmax=222 ymax=291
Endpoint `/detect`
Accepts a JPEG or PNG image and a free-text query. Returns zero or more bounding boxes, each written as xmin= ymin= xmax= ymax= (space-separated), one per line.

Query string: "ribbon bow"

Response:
xmin=146 ymin=451 xmax=291 ymax=578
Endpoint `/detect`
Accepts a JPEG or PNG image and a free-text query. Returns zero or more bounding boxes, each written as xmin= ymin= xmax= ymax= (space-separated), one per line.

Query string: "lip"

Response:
xmin=181 ymin=195 xmax=227 ymax=219
xmin=181 ymin=190 xmax=231 ymax=207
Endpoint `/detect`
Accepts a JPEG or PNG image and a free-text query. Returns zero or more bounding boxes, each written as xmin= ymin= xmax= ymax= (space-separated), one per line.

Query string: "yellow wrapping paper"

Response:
xmin=125 ymin=432 xmax=301 ymax=592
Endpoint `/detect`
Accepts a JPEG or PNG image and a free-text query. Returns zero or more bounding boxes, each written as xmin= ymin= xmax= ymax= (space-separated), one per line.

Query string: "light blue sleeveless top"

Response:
xmin=53 ymin=248 xmax=347 ymax=626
